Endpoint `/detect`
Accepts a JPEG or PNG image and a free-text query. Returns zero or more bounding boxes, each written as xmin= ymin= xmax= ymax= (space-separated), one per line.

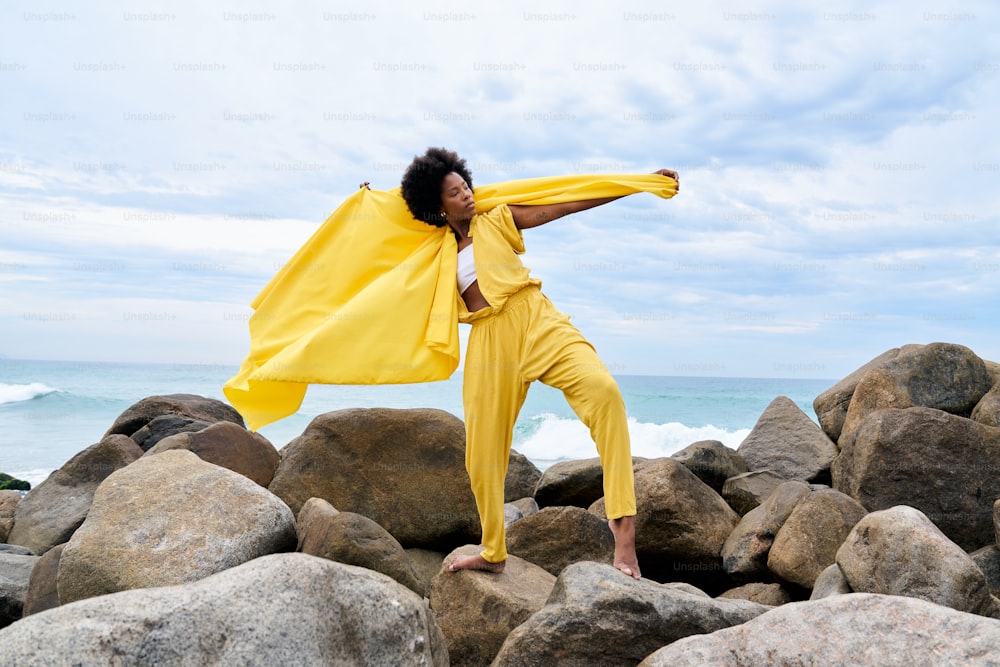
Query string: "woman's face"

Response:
xmin=439 ymin=171 xmax=476 ymax=224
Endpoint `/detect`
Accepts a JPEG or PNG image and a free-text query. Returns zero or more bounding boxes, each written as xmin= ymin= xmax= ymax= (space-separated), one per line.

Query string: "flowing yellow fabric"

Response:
xmin=224 ymin=173 xmax=677 ymax=430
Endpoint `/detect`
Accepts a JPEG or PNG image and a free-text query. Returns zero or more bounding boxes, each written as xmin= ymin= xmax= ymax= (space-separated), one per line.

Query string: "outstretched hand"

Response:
xmin=652 ymin=168 xmax=679 ymax=182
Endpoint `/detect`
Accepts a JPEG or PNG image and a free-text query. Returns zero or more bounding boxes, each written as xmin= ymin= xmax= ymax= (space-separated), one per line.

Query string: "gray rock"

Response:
xmin=737 ymin=396 xmax=838 ymax=482
xmin=130 ymin=415 xmax=214 ymax=450
xmin=296 ymin=497 xmax=423 ymax=595
xmin=406 ymin=548 xmax=445 ymax=596
xmin=809 ymin=563 xmax=853 ymax=600
xmin=972 ymin=545 xmax=1000 ymax=597
xmin=836 ymin=505 xmax=997 ymax=617
xmin=813 ymin=347 xmax=904 ymax=442
xmin=838 ymin=342 xmax=992 ymax=446
xmin=721 ymin=469 xmax=788 ymax=515
xmin=7 ymin=434 xmax=143 ymax=555
xmin=972 ymin=383 xmax=1000 ymax=427
xmin=0 ymin=553 xmax=448 ymax=666
xmin=146 ymin=420 xmax=279 ymax=487
xmin=492 ymin=561 xmax=768 ymax=666
xmin=104 ymin=393 xmax=245 ymax=438
xmin=639 ymin=593 xmax=1000 ymax=666
xmin=504 ymin=497 xmax=539 ymax=527
xmin=505 ymin=450 xmax=541 ymax=504
xmin=832 ymin=406 xmax=1000 ymax=551
xmin=767 ymin=488 xmax=867 ymax=590
xmin=0 ymin=552 xmax=39 ymax=628
xmin=721 ymin=480 xmax=811 ymax=582
xmin=534 ymin=456 xmax=647 ymax=509
xmin=430 ymin=545 xmax=554 ymax=667
xmin=506 ymin=506 xmax=615 ymax=576
xmin=268 ymin=408 xmax=480 ymax=550
xmin=670 ymin=440 xmax=749 ymax=493
xmin=57 ymin=449 xmax=296 ymax=604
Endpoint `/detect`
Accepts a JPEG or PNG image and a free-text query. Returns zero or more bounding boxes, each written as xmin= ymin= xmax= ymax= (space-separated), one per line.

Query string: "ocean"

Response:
xmin=0 ymin=358 xmax=836 ymax=489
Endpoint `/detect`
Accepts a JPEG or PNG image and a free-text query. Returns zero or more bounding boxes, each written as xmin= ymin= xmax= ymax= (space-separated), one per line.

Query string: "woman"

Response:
xmin=401 ymin=148 xmax=679 ymax=579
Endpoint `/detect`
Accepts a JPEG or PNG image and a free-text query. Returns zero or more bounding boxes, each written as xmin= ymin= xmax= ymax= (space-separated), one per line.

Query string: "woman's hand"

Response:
xmin=652 ymin=169 xmax=679 ymax=181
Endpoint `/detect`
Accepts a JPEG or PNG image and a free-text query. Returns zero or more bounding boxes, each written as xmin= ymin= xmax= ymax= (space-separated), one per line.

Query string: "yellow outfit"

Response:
xmin=462 ymin=205 xmax=636 ymax=563
xmin=224 ymin=173 xmax=677 ymax=431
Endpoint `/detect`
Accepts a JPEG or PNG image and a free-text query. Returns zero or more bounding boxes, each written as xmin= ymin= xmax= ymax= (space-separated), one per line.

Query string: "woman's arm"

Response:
xmin=508 ymin=169 xmax=679 ymax=229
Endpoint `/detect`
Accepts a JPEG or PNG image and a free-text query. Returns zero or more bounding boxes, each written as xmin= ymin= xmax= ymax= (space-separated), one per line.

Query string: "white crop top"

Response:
xmin=457 ymin=244 xmax=477 ymax=293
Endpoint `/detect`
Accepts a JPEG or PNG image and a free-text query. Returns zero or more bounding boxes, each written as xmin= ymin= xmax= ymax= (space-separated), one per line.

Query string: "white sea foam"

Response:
xmin=516 ymin=413 xmax=751 ymax=469
xmin=6 ymin=468 xmax=52 ymax=489
xmin=0 ymin=382 xmax=60 ymax=405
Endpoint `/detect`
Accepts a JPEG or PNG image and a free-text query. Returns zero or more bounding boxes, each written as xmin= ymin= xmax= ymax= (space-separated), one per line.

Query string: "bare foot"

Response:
xmin=448 ymin=553 xmax=506 ymax=573
xmin=609 ymin=516 xmax=641 ymax=580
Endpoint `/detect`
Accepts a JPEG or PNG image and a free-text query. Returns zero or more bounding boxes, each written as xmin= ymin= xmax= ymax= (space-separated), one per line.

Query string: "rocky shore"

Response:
xmin=2 ymin=341 xmax=1000 ymax=665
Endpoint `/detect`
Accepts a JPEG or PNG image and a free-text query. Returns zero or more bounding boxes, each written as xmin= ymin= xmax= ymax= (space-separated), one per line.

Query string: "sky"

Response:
xmin=1 ymin=0 xmax=998 ymax=381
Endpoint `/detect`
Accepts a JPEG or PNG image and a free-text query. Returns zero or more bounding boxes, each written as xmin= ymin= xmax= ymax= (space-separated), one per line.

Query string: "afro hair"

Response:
xmin=400 ymin=147 xmax=474 ymax=226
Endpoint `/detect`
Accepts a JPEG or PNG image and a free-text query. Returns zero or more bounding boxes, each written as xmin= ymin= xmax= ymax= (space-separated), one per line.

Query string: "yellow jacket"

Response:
xmin=224 ymin=173 xmax=677 ymax=430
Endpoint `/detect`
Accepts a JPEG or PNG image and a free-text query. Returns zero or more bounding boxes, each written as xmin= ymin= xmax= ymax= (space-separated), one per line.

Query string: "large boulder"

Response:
xmin=813 ymin=347 xmax=904 ymax=442
xmin=0 ymin=553 xmax=448 ymax=666
xmin=130 ymin=415 xmax=215 ymax=451
xmin=670 ymin=440 xmax=749 ymax=493
xmin=832 ymin=406 xmax=1000 ymax=551
xmin=639 ymin=593 xmax=1000 ymax=666
xmin=57 ymin=450 xmax=296 ymax=604
xmin=721 ymin=480 xmax=811 ymax=583
xmin=6 ymin=434 xmax=143 ymax=555
xmin=0 ymin=552 xmax=39 ymax=628
xmin=268 ymin=408 xmax=480 ymax=550
xmin=590 ymin=458 xmax=740 ymax=588
xmin=505 ymin=450 xmax=541 ymax=503
xmin=506 ymin=505 xmax=615 ymax=576
xmin=736 ymin=396 xmax=838 ymax=483
xmin=973 ymin=383 xmax=1000 ymax=427
xmin=105 ymin=393 xmax=244 ymax=439
xmin=492 ymin=561 xmax=768 ymax=666
xmin=296 ymin=497 xmax=423 ymax=595
xmin=766 ymin=488 xmax=867 ymax=590
xmin=836 ymin=505 xmax=997 ymax=617
xmin=838 ymin=342 xmax=992 ymax=446
xmin=146 ymin=420 xmax=280 ymax=487
xmin=430 ymin=545 xmax=555 ymax=667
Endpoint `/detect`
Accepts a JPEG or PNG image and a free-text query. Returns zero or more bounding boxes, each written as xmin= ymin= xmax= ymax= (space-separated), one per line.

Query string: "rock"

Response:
xmin=717 ymin=582 xmax=792 ymax=606
xmin=406 ymin=548 xmax=445 ymax=596
xmin=721 ymin=480 xmax=812 ymax=583
xmin=639 ymin=593 xmax=1000 ymax=666
xmin=505 ymin=450 xmax=541 ymax=503
xmin=296 ymin=497 xmax=423 ymax=595
xmin=0 ymin=553 xmax=448 ymax=666
xmin=506 ymin=506 xmax=615 ymax=576
xmin=504 ymin=497 xmax=539 ymax=527
xmin=6 ymin=434 xmax=143 ymax=555
xmin=492 ymin=561 xmax=768 ymax=666
xmin=832 ymin=406 xmax=1000 ymax=551
xmin=971 ymin=545 xmax=1000 ymax=597
xmin=0 ymin=490 xmax=20 ymax=542
xmin=268 ymin=408 xmax=480 ymax=550
xmin=22 ymin=543 xmax=62 ymax=616
xmin=146 ymin=420 xmax=280 ymax=487
xmin=836 ymin=505 xmax=997 ymax=617
xmin=590 ymin=458 xmax=739 ymax=589
xmin=104 ymin=393 xmax=245 ymax=439
xmin=131 ymin=415 xmax=215 ymax=450
xmin=670 ymin=440 xmax=749 ymax=493
xmin=813 ymin=347 xmax=904 ymax=442
xmin=57 ymin=449 xmax=296 ymax=605
xmin=0 ymin=544 xmax=32 ymax=555
xmin=534 ymin=456 xmax=646 ymax=510
xmin=838 ymin=342 xmax=992 ymax=446
xmin=973 ymin=383 xmax=1000 ymax=427
xmin=0 ymin=552 xmax=39 ymax=628
xmin=430 ymin=545 xmax=555 ymax=667
xmin=737 ymin=396 xmax=838 ymax=483
xmin=767 ymin=488 xmax=867 ymax=590
xmin=721 ymin=469 xmax=788 ymax=515
xmin=809 ymin=563 xmax=853 ymax=600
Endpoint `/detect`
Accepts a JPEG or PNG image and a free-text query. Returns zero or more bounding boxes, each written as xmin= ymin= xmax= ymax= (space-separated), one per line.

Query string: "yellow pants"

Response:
xmin=462 ymin=286 xmax=637 ymax=563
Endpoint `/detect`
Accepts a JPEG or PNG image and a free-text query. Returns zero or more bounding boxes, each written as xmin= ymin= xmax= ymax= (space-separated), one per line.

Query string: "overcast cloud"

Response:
xmin=1 ymin=0 xmax=997 ymax=379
